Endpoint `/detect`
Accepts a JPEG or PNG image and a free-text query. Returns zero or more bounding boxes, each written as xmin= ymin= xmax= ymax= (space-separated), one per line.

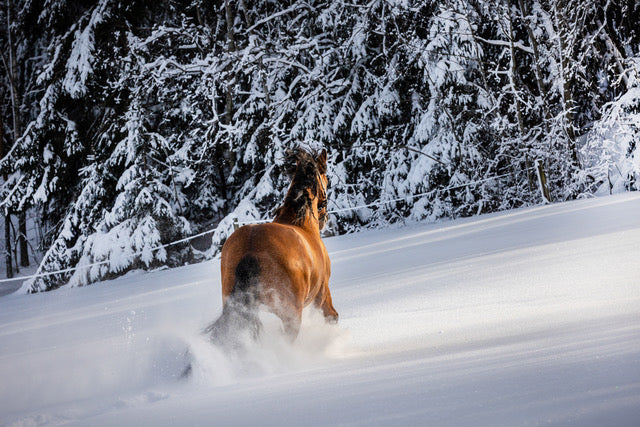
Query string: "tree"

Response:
xmin=2 ymin=0 xmax=639 ymax=291
xmin=580 ymin=58 xmax=640 ymax=195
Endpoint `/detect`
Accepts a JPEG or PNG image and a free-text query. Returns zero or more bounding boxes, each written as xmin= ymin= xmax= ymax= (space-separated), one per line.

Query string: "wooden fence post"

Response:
xmin=535 ymin=159 xmax=552 ymax=204
xmin=232 ymin=218 xmax=239 ymax=231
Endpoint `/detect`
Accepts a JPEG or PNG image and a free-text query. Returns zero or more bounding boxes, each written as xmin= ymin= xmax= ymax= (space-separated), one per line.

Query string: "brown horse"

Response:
xmin=206 ymin=148 xmax=338 ymax=342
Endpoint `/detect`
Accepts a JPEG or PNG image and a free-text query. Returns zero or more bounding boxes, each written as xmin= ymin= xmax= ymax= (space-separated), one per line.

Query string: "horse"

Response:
xmin=206 ymin=148 xmax=338 ymax=343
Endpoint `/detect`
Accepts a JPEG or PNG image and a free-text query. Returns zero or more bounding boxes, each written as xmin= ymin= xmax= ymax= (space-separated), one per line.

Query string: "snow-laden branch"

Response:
xmin=475 ymin=35 xmax=534 ymax=54
xmin=244 ymin=2 xmax=313 ymax=34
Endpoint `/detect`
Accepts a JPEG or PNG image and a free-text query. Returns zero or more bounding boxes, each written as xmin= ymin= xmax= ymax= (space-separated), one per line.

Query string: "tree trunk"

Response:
xmin=239 ymin=0 xmax=271 ymax=107
xmin=553 ymin=1 xmax=580 ymax=168
xmin=597 ymin=18 xmax=629 ymax=90
xmin=224 ymin=0 xmax=236 ymax=126
xmin=6 ymin=0 xmax=21 ymax=145
xmin=19 ymin=212 xmax=28 ymax=267
xmin=460 ymin=2 xmax=497 ymax=108
xmin=517 ymin=0 xmax=552 ymax=127
xmin=4 ymin=216 xmax=12 ymax=279
xmin=6 ymin=0 xmax=28 ymax=269
xmin=0 ymin=111 xmax=12 ymax=278
xmin=507 ymin=8 xmax=525 ymax=141
xmin=224 ymin=0 xmax=238 ymax=174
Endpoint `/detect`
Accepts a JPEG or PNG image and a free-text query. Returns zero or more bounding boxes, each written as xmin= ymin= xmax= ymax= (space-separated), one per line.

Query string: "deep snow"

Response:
xmin=1 ymin=193 xmax=639 ymax=426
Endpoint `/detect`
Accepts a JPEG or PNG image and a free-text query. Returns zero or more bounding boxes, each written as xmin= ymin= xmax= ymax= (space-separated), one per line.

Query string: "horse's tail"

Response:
xmin=205 ymin=255 xmax=262 ymax=344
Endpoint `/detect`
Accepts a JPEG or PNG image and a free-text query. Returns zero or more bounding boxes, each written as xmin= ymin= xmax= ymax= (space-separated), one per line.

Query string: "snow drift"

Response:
xmin=1 ymin=193 xmax=639 ymax=426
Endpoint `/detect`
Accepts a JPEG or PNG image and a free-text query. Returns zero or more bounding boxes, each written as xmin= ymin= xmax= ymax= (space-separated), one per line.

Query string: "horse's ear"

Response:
xmin=316 ymin=149 xmax=327 ymax=174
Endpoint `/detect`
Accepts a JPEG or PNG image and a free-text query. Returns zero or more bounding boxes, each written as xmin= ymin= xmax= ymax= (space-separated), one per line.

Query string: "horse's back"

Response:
xmin=222 ymin=223 xmax=312 ymax=264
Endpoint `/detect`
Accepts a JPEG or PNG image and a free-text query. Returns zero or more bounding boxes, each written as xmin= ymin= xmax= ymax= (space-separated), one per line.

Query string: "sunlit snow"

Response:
xmin=1 ymin=193 xmax=639 ymax=426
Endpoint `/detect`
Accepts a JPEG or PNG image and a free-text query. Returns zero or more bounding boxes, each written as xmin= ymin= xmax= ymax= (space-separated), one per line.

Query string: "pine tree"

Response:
xmin=2 ymin=0 xmax=639 ymax=291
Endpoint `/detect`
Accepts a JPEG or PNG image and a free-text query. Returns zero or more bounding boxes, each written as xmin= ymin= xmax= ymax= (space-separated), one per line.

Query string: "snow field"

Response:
xmin=1 ymin=193 xmax=639 ymax=426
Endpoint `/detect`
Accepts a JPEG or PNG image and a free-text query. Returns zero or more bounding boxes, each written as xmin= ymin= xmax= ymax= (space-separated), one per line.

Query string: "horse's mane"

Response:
xmin=275 ymin=148 xmax=325 ymax=225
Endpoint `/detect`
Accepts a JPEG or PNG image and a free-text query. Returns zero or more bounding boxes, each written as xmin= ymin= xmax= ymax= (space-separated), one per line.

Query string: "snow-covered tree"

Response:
xmin=581 ymin=57 xmax=640 ymax=195
xmin=2 ymin=0 xmax=639 ymax=291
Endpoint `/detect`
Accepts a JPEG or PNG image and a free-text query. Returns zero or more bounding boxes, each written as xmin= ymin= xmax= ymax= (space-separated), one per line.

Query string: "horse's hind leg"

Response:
xmin=264 ymin=290 xmax=301 ymax=340
xmin=260 ymin=271 xmax=303 ymax=340
xmin=270 ymin=302 xmax=302 ymax=341
xmin=282 ymin=310 xmax=302 ymax=340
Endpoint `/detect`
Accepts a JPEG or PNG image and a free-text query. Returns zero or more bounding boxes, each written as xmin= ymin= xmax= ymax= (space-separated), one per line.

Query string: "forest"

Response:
xmin=1 ymin=0 xmax=638 ymax=292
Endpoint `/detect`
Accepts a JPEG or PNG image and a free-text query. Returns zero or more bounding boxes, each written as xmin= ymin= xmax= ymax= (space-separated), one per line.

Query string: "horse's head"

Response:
xmin=278 ymin=148 xmax=330 ymax=231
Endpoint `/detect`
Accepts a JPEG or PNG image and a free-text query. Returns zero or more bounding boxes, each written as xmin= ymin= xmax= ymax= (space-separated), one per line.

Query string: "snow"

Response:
xmin=1 ymin=193 xmax=639 ymax=426
xmin=62 ymin=0 xmax=110 ymax=98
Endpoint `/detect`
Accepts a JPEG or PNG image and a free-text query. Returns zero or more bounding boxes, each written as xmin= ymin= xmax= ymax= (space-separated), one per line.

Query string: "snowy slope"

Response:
xmin=1 ymin=194 xmax=639 ymax=426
